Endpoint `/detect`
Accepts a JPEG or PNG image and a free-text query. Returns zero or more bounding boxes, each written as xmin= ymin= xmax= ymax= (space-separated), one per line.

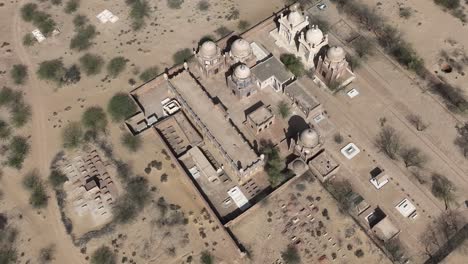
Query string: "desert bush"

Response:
xmin=173 ymin=48 xmax=192 ymax=64
xmin=64 ymin=0 xmax=79 ymax=14
xmin=238 ymin=20 xmax=250 ymax=31
xmin=62 ymin=122 xmax=83 ymax=149
xmin=399 ymin=7 xmax=412 ymax=19
xmin=51 ymin=0 xmax=62 ymax=5
xmin=333 ymin=133 xmax=343 ymax=144
xmin=200 ymin=251 xmax=213 ymax=264
xmin=226 ymin=8 xmax=240 ymax=20
xmin=37 ymin=59 xmax=66 ymax=84
xmin=431 ymin=173 xmax=456 ymax=209
xmin=62 ymin=64 xmax=81 ymax=84
xmin=10 ymin=102 xmax=32 ymax=128
xmin=277 ymin=100 xmax=290 ymax=119
xmin=128 ymin=0 xmax=150 ymax=30
xmin=20 ymin=3 xmax=38 ymax=22
xmin=455 ymin=123 xmax=468 ymax=158
xmin=139 ymin=66 xmax=159 ymax=82
xmin=90 ymin=246 xmax=115 ymax=264
xmin=82 ymin=106 xmax=108 ymax=132
xmin=10 ymin=64 xmax=28 ymax=85
xmin=31 ymin=10 xmax=56 ymax=35
xmin=375 ymin=126 xmax=401 ymax=160
xmin=280 ymin=53 xmax=305 ymax=77
xmin=7 ymin=136 xmax=30 ymax=169
xmin=70 ymin=24 xmax=96 ymax=51
xmin=399 ymin=147 xmax=427 ymax=168
xmin=107 ymin=57 xmax=127 ymax=78
xmin=434 ymin=0 xmax=460 ymax=9
xmin=197 ymin=0 xmax=210 ymax=11
xmin=261 ymin=141 xmax=287 ymax=186
xmin=73 ymin=14 xmax=88 ymax=28
xmin=281 ymin=245 xmax=300 ymax=264
xmin=79 ymin=53 xmax=104 ymax=75
xmin=0 ymin=120 xmax=11 ymax=140
xmin=113 ymin=176 xmax=150 ymax=223
xmin=215 ymin=26 xmax=231 ymax=37
xmin=430 ymin=82 xmax=468 ymax=113
xmin=346 ymin=54 xmax=361 ymax=70
xmin=23 ymin=33 xmax=36 ymax=46
xmin=107 ymin=93 xmax=137 ymax=121
xmin=49 ymin=170 xmax=67 ymax=189
xmin=167 ymin=0 xmax=184 ymax=9
xmin=352 ymin=37 xmax=374 ymax=59
xmin=39 ymin=245 xmax=55 ymax=263
xmin=121 ymin=133 xmax=141 ymax=152
xmin=406 ymin=114 xmax=427 ymax=131
xmin=23 ymin=171 xmax=48 ymax=208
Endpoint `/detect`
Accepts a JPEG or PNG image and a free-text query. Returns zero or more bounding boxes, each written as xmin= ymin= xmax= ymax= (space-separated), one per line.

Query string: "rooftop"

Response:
xmin=247 ymin=105 xmax=274 ymax=126
xmin=251 ymin=55 xmax=294 ymax=83
xmin=284 ymin=81 xmax=320 ymax=110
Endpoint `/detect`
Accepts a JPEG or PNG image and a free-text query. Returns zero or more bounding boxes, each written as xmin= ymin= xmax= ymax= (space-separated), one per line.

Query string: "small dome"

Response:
xmin=327 ymin=46 xmax=346 ymax=63
xmin=292 ymin=159 xmax=306 ymax=172
xmin=199 ymin=41 xmax=217 ymax=59
xmin=287 ymin=11 xmax=304 ymax=26
xmin=234 ymin=64 xmax=251 ymax=79
xmin=299 ymin=128 xmax=319 ymax=148
xmin=306 ymin=27 xmax=323 ymax=45
xmin=231 ymin=38 xmax=251 ymax=59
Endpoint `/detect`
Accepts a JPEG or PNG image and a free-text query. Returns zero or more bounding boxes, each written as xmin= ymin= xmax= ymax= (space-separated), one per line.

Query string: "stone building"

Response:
xmin=314 ymin=46 xmax=356 ymax=89
xmin=227 ymin=64 xmax=257 ymax=99
xmin=228 ymin=38 xmax=256 ymax=67
xmin=246 ymin=105 xmax=275 ymax=135
xmin=271 ymin=3 xmax=309 ymax=50
xmin=289 ymin=127 xmax=322 ymax=161
xmin=297 ymin=25 xmax=328 ymax=68
xmin=195 ymin=40 xmax=225 ymax=78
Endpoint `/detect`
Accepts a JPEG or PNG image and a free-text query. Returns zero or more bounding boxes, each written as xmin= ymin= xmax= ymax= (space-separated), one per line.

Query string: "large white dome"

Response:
xmin=199 ymin=41 xmax=217 ymax=59
xmin=327 ymin=46 xmax=346 ymax=63
xmin=287 ymin=11 xmax=304 ymax=27
xmin=234 ymin=64 xmax=251 ymax=79
xmin=231 ymin=38 xmax=251 ymax=59
xmin=306 ymin=27 xmax=324 ymax=45
xmin=299 ymin=128 xmax=319 ymax=148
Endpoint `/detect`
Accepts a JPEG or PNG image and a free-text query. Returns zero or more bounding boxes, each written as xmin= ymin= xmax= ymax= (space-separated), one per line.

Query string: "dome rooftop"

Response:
xmin=199 ymin=41 xmax=217 ymax=59
xmin=287 ymin=11 xmax=304 ymax=27
xmin=291 ymin=159 xmax=307 ymax=172
xmin=327 ymin=46 xmax=346 ymax=63
xmin=231 ymin=38 xmax=251 ymax=59
xmin=306 ymin=27 xmax=324 ymax=45
xmin=234 ymin=64 xmax=251 ymax=79
xmin=299 ymin=128 xmax=319 ymax=148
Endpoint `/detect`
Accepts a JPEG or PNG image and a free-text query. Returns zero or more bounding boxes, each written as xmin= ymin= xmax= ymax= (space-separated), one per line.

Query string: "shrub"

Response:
xmin=167 ymin=0 xmax=184 ymax=9
xmin=20 ymin=3 xmax=38 ymax=22
xmin=399 ymin=147 xmax=427 ymax=168
xmin=90 ymin=246 xmax=115 ymax=264
xmin=62 ymin=122 xmax=83 ymax=149
xmin=281 ymin=245 xmax=300 ymax=264
xmin=139 ymin=66 xmax=159 ymax=82
xmin=434 ymin=0 xmax=460 ymax=9
xmin=107 ymin=57 xmax=127 ymax=78
xmin=215 ymin=26 xmax=231 ymax=37
xmin=62 ymin=64 xmax=81 ymax=84
xmin=49 ymin=170 xmax=67 ymax=189
xmin=6 ymin=136 xmax=30 ymax=169
xmin=113 ymin=176 xmax=150 ymax=223
xmin=375 ymin=126 xmax=401 ymax=160
xmin=0 ymin=87 xmax=21 ymax=107
xmin=280 ymin=53 xmax=305 ymax=77
xmin=82 ymin=106 xmax=108 ymax=132
xmin=128 ymin=0 xmax=150 ymax=30
xmin=22 ymin=33 xmax=36 ymax=46
xmin=431 ymin=173 xmax=456 ymax=209
xmin=79 ymin=53 xmax=104 ymax=75
xmin=352 ymin=37 xmax=374 ymax=59
xmin=73 ymin=14 xmax=88 ymax=28
xmin=238 ymin=20 xmax=250 ymax=31
xmin=399 ymin=7 xmax=412 ymax=19
xmin=430 ymin=82 xmax=468 ymax=113
xmin=23 ymin=171 xmax=48 ymax=208
xmin=333 ymin=133 xmax=343 ymax=144
xmin=10 ymin=64 xmax=28 ymax=85
xmin=64 ymin=0 xmax=80 ymax=14
xmin=39 ymin=245 xmax=55 ymax=263
xmin=172 ymin=48 xmax=192 ymax=65
xmin=107 ymin=93 xmax=137 ymax=122
xmin=37 ymin=59 xmax=65 ymax=84
xmin=10 ymin=102 xmax=32 ymax=128
xmin=121 ymin=133 xmax=141 ymax=152
xmin=455 ymin=123 xmax=468 ymax=158
xmin=200 ymin=251 xmax=213 ymax=264
xmin=197 ymin=0 xmax=210 ymax=11
xmin=226 ymin=8 xmax=240 ymax=20
xmin=70 ymin=25 xmax=96 ymax=51
xmin=0 ymin=120 xmax=11 ymax=140
xmin=277 ymin=100 xmax=290 ymax=119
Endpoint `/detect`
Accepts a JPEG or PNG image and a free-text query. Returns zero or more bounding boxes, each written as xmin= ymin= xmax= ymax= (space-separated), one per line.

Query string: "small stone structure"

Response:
xmin=227 ymin=64 xmax=257 ymax=99
xmin=246 ymin=104 xmax=275 ymax=135
xmin=297 ymin=25 xmax=328 ymax=68
xmin=195 ymin=40 xmax=226 ymax=78
xmin=271 ymin=3 xmax=309 ymax=51
xmin=308 ymin=149 xmax=340 ymax=182
xmin=314 ymin=46 xmax=356 ymax=89
xmin=228 ymin=38 xmax=256 ymax=67
xmin=289 ymin=127 xmax=322 ymax=161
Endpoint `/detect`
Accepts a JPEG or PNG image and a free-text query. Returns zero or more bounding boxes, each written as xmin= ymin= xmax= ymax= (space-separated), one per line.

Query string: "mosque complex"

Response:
xmin=126 ymin=3 xmax=354 ymax=221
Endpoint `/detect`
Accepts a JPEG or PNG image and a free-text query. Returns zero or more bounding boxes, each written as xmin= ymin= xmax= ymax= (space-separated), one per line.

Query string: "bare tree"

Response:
xmin=383 ymin=238 xmax=406 ymax=263
xmin=455 ymin=123 xmax=468 ymax=158
xmin=375 ymin=126 xmax=401 ymax=160
xmin=407 ymin=114 xmax=427 ymax=131
xmin=399 ymin=147 xmax=428 ymax=168
xmin=431 ymin=173 xmax=456 ymax=210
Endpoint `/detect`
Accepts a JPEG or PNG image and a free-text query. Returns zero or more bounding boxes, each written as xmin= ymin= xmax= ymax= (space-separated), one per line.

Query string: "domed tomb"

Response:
xmin=299 ymin=128 xmax=319 ymax=148
xmin=326 ymin=46 xmax=346 ymax=63
xmin=199 ymin=40 xmax=217 ymax=59
xmin=234 ymin=64 xmax=251 ymax=79
xmin=231 ymin=38 xmax=252 ymax=59
xmin=305 ymin=27 xmax=324 ymax=46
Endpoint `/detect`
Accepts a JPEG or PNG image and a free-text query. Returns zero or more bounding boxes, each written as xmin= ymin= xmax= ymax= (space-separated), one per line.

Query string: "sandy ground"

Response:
xmin=0 ymin=0 xmax=284 ymax=263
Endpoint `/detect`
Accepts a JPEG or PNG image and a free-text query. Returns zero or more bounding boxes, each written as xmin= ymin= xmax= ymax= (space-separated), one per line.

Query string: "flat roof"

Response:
xmin=168 ymin=71 xmax=259 ymax=170
xmin=227 ymin=186 xmax=250 ymax=210
xmin=395 ymin=198 xmax=416 ymax=218
xmin=284 ymin=81 xmax=320 ymax=110
xmin=251 ymin=56 xmax=294 ymax=83
xmin=248 ymin=106 xmax=273 ymax=126
xmin=309 ymin=150 xmax=339 ymax=176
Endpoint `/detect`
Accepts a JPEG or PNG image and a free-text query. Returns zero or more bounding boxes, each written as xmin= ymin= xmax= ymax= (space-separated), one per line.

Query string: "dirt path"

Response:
xmin=11 ymin=1 xmax=84 ymax=263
